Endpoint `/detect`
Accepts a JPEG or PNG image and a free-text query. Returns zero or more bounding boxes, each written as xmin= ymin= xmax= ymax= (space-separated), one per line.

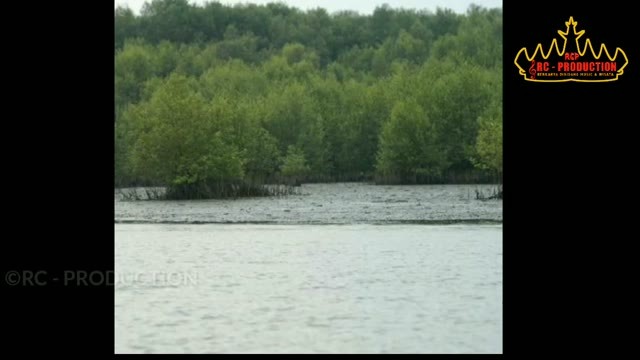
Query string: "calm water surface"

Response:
xmin=115 ymin=184 xmax=502 ymax=353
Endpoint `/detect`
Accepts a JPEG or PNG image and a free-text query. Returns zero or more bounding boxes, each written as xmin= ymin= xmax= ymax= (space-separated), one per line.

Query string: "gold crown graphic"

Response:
xmin=514 ymin=17 xmax=628 ymax=82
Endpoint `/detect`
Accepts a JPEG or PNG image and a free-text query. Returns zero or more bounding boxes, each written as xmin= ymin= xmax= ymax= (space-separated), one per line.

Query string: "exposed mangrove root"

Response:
xmin=117 ymin=182 xmax=300 ymax=201
xmin=117 ymin=187 xmax=165 ymax=201
xmin=475 ymin=186 xmax=503 ymax=200
xmin=164 ymin=182 xmax=300 ymax=200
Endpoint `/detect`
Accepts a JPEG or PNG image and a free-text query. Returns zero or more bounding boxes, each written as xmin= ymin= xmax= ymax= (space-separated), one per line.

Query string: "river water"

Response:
xmin=115 ymin=183 xmax=502 ymax=353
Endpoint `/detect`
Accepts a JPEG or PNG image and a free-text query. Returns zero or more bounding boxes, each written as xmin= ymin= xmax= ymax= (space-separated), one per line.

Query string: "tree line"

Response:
xmin=115 ymin=0 xmax=502 ymax=198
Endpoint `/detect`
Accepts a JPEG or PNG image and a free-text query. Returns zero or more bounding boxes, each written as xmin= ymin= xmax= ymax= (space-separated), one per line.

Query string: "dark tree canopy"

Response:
xmin=115 ymin=1 xmax=502 ymax=196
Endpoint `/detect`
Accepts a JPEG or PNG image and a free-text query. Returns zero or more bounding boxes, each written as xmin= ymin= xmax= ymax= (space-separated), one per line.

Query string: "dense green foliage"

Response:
xmin=115 ymin=0 xmax=503 ymax=197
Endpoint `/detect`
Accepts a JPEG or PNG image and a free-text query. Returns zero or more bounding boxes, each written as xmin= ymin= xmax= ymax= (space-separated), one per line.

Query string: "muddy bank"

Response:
xmin=115 ymin=183 xmax=502 ymax=225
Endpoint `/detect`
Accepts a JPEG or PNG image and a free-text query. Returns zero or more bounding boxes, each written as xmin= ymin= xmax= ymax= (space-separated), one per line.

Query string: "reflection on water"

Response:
xmin=115 ymin=224 xmax=502 ymax=353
